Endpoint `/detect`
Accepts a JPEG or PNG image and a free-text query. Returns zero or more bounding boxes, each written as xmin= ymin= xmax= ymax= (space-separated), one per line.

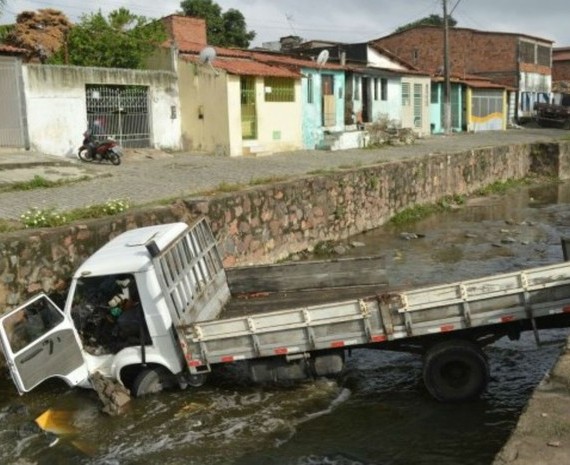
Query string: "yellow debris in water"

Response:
xmin=174 ymin=402 xmax=205 ymax=417
xmin=35 ymin=409 xmax=77 ymax=435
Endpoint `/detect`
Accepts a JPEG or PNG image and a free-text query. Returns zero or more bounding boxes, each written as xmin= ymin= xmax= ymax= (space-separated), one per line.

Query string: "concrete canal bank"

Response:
xmin=493 ymin=339 xmax=570 ymax=465
xmin=2 ymin=140 xmax=570 ymax=307
xmin=1 ymin=138 xmax=570 ymax=464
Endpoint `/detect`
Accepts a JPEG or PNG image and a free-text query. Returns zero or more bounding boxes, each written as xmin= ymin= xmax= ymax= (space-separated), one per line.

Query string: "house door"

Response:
xmin=322 ymin=74 xmax=336 ymax=127
xmin=85 ymin=85 xmax=150 ymax=148
xmin=241 ymin=77 xmax=257 ymax=139
xmin=0 ymin=57 xmax=28 ymax=148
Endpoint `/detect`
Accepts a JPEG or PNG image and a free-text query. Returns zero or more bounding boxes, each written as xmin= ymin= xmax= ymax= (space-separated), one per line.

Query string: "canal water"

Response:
xmin=2 ymin=180 xmax=570 ymax=465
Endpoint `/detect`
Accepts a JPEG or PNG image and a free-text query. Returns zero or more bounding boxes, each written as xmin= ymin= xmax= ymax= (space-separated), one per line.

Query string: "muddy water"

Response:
xmin=2 ymin=181 xmax=570 ymax=465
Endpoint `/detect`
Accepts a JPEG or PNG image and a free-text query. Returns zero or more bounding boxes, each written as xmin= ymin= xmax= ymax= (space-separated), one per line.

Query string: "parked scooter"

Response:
xmin=78 ymin=129 xmax=123 ymax=165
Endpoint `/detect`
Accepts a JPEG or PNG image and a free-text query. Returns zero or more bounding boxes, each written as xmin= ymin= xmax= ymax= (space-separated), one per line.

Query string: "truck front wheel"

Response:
xmin=131 ymin=367 xmax=177 ymax=397
xmin=422 ymin=339 xmax=489 ymax=402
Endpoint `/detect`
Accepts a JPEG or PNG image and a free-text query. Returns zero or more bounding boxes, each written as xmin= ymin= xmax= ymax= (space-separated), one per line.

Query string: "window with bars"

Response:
xmin=264 ymin=77 xmax=295 ymax=102
xmin=402 ymin=82 xmax=410 ymax=106
xmin=307 ymin=74 xmax=314 ymax=104
xmin=537 ymin=45 xmax=551 ymax=67
xmin=519 ymin=41 xmax=535 ymax=64
xmin=472 ymin=90 xmax=504 ymax=117
xmin=413 ymin=83 xmax=422 ymax=128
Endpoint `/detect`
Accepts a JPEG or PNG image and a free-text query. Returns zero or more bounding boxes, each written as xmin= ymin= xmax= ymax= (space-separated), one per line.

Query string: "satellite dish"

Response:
xmin=198 ymin=46 xmax=219 ymax=76
xmin=199 ymin=46 xmax=217 ymax=64
xmin=316 ymin=49 xmax=329 ymax=68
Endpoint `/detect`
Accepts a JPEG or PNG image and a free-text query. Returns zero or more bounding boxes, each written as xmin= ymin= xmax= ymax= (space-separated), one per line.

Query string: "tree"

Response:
xmin=50 ymin=8 xmax=166 ymax=68
xmin=4 ymin=9 xmax=72 ymax=62
xmin=180 ymin=0 xmax=255 ymax=48
xmin=395 ymin=14 xmax=457 ymax=33
xmin=0 ymin=24 xmax=13 ymax=42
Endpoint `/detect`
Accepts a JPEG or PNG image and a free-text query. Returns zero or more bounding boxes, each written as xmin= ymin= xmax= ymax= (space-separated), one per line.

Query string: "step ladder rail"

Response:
xmin=459 ymin=283 xmax=472 ymax=327
xmin=377 ymin=294 xmax=395 ymax=341
xmin=520 ymin=272 xmax=541 ymax=346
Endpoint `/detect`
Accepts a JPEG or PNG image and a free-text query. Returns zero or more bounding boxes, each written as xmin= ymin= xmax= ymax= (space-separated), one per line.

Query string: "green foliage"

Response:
xmin=20 ymin=199 xmax=130 ymax=228
xmin=180 ymin=0 xmax=256 ymax=48
xmin=475 ymin=178 xmax=532 ymax=196
xmin=395 ymin=14 xmax=457 ymax=33
xmin=313 ymin=240 xmax=336 ymax=257
xmin=0 ymin=219 xmax=20 ymax=233
xmin=389 ymin=195 xmax=464 ymax=226
xmin=49 ymin=8 xmax=166 ymax=68
xmin=0 ymin=23 xmax=13 ymax=42
xmin=21 ymin=207 xmax=67 ymax=228
xmin=0 ymin=175 xmax=92 ymax=193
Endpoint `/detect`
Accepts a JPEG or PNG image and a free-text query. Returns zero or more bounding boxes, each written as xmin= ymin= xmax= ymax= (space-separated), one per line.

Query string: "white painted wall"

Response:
xmin=227 ymin=76 xmax=303 ymax=156
xmin=23 ymin=64 xmax=182 ymax=157
xmin=367 ymin=47 xmax=407 ymax=70
xmin=179 ymin=61 xmax=231 ymax=155
xmin=371 ymin=77 xmax=402 ymax=124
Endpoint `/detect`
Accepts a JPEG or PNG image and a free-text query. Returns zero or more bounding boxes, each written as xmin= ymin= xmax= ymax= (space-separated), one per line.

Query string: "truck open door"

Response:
xmin=0 ymin=294 xmax=89 ymax=394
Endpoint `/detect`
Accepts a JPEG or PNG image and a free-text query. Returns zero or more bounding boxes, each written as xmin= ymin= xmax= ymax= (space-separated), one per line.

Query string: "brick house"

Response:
xmin=553 ymin=48 xmax=570 ymax=92
xmin=371 ymin=26 xmax=553 ymax=124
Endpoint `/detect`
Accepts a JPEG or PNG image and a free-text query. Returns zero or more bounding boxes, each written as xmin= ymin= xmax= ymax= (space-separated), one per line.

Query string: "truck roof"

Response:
xmin=73 ymin=222 xmax=189 ymax=278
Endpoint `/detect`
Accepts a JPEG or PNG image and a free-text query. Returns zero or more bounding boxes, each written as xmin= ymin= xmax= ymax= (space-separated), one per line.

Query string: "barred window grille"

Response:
xmin=85 ymin=85 xmax=150 ymax=148
xmin=264 ymin=77 xmax=295 ymax=102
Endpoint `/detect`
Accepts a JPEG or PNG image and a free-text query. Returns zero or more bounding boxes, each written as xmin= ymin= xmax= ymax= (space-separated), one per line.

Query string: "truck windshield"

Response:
xmin=71 ymin=273 xmax=149 ymax=354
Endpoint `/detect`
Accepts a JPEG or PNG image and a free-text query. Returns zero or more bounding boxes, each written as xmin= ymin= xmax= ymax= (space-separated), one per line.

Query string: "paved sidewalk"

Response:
xmin=0 ymin=127 xmax=567 ymax=221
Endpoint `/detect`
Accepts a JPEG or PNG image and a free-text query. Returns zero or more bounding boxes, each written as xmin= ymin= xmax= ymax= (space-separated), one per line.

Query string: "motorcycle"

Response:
xmin=78 ymin=129 xmax=123 ymax=166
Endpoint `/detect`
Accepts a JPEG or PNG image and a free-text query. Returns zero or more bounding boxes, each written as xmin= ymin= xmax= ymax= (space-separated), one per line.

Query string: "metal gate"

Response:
xmin=0 ymin=57 xmax=28 ymax=148
xmin=85 ymin=85 xmax=150 ymax=148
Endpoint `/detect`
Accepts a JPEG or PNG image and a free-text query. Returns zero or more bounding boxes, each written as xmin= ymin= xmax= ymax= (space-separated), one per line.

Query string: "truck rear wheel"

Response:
xmin=422 ymin=339 xmax=489 ymax=402
xmin=131 ymin=367 xmax=176 ymax=397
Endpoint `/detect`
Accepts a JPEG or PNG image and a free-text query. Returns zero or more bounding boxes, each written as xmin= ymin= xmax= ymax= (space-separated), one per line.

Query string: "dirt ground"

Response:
xmin=493 ymin=339 xmax=570 ymax=465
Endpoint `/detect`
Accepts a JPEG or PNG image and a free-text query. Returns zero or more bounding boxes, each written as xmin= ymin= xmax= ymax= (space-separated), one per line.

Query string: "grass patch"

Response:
xmin=389 ymin=195 xmax=465 ymax=226
xmin=475 ymin=178 xmax=533 ymax=196
xmin=0 ymin=219 xmax=20 ymax=233
xmin=249 ymin=175 xmax=288 ymax=186
xmin=0 ymin=175 xmax=92 ymax=193
xmin=215 ymin=181 xmax=246 ymax=193
xmin=307 ymin=168 xmax=338 ymax=176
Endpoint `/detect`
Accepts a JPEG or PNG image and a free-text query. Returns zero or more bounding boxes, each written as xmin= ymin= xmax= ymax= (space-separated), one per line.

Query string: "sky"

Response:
xmin=2 ymin=0 xmax=570 ymax=48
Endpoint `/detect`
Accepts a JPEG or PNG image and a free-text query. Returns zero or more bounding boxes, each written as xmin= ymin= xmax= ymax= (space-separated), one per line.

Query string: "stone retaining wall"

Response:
xmin=1 ymin=141 xmax=569 ymax=310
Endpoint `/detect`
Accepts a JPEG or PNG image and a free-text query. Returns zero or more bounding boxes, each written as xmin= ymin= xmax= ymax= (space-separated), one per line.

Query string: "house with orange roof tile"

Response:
xmin=152 ymin=15 xmax=349 ymax=156
xmin=430 ymin=74 xmax=512 ymax=132
xmin=292 ymin=42 xmax=432 ymax=137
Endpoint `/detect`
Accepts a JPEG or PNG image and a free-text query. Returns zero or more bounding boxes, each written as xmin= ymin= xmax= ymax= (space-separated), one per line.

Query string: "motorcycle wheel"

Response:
xmin=108 ymin=151 xmax=121 ymax=166
xmin=78 ymin=147 xmax=93 ymax=162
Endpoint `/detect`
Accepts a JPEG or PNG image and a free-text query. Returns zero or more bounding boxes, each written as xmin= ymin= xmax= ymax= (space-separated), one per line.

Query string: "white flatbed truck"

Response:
xmin=2 ymin=218 xmax=570 ymax=404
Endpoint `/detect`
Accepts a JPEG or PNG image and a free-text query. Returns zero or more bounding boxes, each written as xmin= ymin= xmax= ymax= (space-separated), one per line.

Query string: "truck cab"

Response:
xmin=0 ymin=219 xmax=229 ymax=396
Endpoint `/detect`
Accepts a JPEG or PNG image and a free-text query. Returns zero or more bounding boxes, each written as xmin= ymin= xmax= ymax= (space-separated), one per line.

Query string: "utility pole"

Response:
xmin=443 ymin=0 xmax=452 ymax=134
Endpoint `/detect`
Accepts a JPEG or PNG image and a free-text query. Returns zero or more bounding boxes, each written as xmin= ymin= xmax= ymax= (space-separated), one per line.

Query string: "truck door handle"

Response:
xmin=43 ymin=339 xmax=54 ymax=355
xmin=19 ymin=347 xmax=43 ymax=364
